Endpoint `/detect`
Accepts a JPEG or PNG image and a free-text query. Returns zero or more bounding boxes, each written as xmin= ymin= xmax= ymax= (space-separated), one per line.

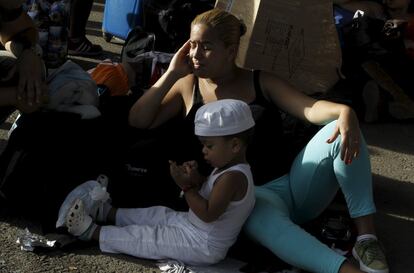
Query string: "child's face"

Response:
xmin=198 ymin=136 xmax=235 ymax=169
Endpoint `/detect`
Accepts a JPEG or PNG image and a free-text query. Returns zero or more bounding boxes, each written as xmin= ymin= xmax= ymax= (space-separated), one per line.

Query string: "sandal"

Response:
xmin=66 ymin=199 xmax=93 ymax=236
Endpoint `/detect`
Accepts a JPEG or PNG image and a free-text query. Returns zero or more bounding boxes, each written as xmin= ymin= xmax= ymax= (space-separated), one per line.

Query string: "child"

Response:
xmin=59 ymin=99 xmax=256 ymax=265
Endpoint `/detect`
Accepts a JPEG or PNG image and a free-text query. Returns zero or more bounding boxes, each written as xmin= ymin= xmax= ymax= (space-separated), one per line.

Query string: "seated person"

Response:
xmin=128 ymin=8 xmax=388 ymax=273
xmin=59 ymin=99 xmax=256 ymax=266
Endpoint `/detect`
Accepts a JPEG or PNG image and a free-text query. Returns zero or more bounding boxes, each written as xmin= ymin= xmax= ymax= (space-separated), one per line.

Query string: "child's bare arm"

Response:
xmin=185 ymin=171 xmax=247 ymax=223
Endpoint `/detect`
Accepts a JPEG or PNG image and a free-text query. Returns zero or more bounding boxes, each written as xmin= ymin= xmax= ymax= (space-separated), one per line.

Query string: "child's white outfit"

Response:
xmin=99 ymin=163 xmax=255 ymax=265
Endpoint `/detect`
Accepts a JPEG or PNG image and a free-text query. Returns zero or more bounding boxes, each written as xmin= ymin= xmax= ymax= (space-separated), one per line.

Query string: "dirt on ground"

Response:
xmin=0 ymin=215 xmax=160 ymax=273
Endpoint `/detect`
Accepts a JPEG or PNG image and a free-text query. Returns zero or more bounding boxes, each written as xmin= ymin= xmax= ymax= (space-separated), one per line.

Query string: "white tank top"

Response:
xmin=188 ymin=163 xmax=255 ymax=250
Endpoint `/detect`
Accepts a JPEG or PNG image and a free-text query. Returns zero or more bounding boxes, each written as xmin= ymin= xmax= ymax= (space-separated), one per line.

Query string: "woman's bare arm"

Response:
xmin=261 ymin=71 xmax=361 ymax=164
xmin=128 ymin=40 xmax=193 ymax=128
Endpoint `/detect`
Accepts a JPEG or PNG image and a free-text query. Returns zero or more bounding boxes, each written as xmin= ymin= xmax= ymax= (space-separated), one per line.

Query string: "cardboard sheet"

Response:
xmin=215 ymin=0 xmax=342 ymax=94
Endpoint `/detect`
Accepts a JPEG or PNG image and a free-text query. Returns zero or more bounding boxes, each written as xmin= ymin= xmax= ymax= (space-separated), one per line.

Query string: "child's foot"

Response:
xmin=56 ymin=175 xmax=111 ymax=228
xmin=66 ymin=199 xmax=97 ymax=241
xmin=68 ymin=36 xmax=103 ymax=56
xmin=352 ymin=238 xmax=389 ymax=273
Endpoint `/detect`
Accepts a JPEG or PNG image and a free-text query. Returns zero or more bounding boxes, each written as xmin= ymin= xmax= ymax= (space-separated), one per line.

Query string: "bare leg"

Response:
xmin=353 ymin=214 xmax=376 ymax=236
xmin=352 ymin=214 xmax=388 ymax=273
xmin=339 ymin=261 xmax=365 ymax=273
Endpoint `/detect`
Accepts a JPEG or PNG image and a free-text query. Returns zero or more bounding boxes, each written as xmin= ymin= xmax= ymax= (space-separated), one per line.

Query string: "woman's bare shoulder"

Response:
xmin=176 ymin=74 xmax=196 ymax=107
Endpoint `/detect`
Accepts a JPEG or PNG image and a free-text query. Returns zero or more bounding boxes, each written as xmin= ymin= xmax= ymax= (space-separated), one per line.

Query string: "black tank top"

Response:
xmin=176 ymin=70 xmax=292 ymax=185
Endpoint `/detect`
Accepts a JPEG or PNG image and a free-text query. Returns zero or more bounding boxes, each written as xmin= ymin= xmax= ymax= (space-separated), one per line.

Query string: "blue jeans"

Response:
xmin=244 ymin=120 xmax=375 ymax=273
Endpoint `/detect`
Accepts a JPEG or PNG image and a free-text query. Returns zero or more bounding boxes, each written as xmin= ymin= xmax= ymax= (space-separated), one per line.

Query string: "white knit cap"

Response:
xmin=194 ymin=99 xmax=255 ymax=137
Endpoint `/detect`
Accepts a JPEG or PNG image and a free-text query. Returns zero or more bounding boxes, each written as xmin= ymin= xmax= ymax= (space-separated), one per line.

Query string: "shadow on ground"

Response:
xmin=373 ymin=173 xmax=414 ymax=272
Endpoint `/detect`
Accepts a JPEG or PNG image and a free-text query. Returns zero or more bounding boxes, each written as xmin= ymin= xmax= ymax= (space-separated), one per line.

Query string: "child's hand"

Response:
xmin=182 ymin=161 xmax=204 ymax=188
xmin=169 ymin=160 xmax=189 ymax=188
xmin=169 ymin=160 xmax=204 ymax=190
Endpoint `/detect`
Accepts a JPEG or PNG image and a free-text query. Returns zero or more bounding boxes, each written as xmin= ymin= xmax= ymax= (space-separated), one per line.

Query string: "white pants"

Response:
xmin=99 ymin=206 xmax=225 ymax=265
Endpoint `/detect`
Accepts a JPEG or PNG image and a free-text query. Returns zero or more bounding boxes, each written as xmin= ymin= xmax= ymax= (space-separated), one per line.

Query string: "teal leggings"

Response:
xmin=244 ymin=120 xmax=375 ymax=273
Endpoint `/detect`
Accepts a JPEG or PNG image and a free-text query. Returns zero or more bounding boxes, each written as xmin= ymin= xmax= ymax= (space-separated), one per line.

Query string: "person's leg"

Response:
xmin=114 ymin=206 xmax=185 ymax=227
xmin=288 ymin=120 xmax=387 ymax=273
xmin=65 ymin=204 xmax=178 ymax=228
xmin=244 ymin=181 xmax=348 ymax=273
xmin=68 ymin=0 xmax=102 ymax=56
xmin=99 ymin=222 xmax=219 ymax=265
xmin=245 ymin=120 xmax=386 ymax=273
xmin=288 ymin=120 xmax=375 ymax=223
xmin=66 ymin=200 xmax=220 ymax=265
xmin=69 ymin=0 xmax=94 ymax=39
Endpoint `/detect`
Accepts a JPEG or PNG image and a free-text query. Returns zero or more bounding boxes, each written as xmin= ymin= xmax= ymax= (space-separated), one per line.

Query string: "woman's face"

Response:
xmin=189 ymin=24 xmax=233 ymax=78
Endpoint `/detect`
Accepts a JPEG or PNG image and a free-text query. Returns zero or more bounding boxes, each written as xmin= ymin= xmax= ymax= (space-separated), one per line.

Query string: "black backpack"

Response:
xmin=0 ymin=112 xmax=122 ymax=232
xmin=120 ymin=26 xmax=156 ymax=90
xmin=0 ymin=101 xmax=188 ymax=231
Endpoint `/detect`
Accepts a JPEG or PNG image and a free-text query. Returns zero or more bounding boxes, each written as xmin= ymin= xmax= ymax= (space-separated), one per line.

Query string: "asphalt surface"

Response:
xmin=1 ymin=1 xmax=414 ymax=272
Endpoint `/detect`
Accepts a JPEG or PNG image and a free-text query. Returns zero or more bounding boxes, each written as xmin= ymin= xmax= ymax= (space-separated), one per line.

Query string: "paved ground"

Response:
xmin=1 ymin=1 xmax=414 ymax=272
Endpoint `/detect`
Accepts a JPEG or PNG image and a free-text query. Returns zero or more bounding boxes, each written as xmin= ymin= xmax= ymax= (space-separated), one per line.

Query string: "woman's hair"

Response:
xmin=191 ymin=8 xmax=246 ymax=48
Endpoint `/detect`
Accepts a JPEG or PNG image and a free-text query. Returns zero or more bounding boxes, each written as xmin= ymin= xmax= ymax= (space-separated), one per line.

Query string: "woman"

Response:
xmin=129 ymin=8 xmax=388 ymax=273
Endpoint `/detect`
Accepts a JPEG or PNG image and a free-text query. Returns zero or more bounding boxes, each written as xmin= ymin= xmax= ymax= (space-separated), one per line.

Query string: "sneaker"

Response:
xmin=68 ymin=36 xmax=103 ymax=56
xmin=352 ymin=239 xmax=389 ymax=273
xmin=66 ymin=199 xmax=93 ymax=236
